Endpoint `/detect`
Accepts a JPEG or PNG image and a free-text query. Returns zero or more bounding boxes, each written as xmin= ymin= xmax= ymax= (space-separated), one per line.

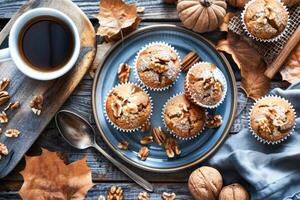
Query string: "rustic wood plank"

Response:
xmin=0 ymin=0 xmax=179 ymax=21
xmin=0 ymin=182 xmax=192 ymax=200
xmin=0 ymin=0 xmax=97 ymax=179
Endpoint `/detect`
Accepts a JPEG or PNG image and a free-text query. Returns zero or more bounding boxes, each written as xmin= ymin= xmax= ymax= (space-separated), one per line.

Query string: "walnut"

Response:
xmin=138 ymin=191 xmax=149 ymax=200
xmin=206 ymin=115 xmax=223 ymax=128
xmin=4 ymin=101 xmax=20 ymax=112
xmin=0 ymin=142 xmax=8 ymax=159
xmin=162 ymin=192 xmax=176 ymax=200
xmin=30 ymin=95 xmax=43 ymax=116
xmin=0 ymin=91 xmax=9 ymax=106
xmin=181 ymin=51 xmax=201 ymax=72
xmin=107 ymin=186 xmax=123 ymax=200
xmin=149 ymin=62 xmax=168 ymax=74
xmin=0 ymin=78 xmax=10 ymax=92
xmin=0 ymin=112 xmax=8 ymax=124
xmin=111 ymin=101 xmax=123 ymax=117
xmin=257 ymin=118 xmax=272 ymax=135
xmin=188 ymin=166 xmax=223 ymax=200
xmin=5 ymin=129 xmax=20 ymax=138
xmin=141 ymin=120 xmax=151 ymax=132
xmin=137 ymin=6 xmax=145 ymax=13
xmin=219 ymin=183 xmax=249 ymax=200
xmin=203 ymin=77 xmax=215 ymax=90
xmin=140 ymin=136 xmax=153 ymax=145
xmin=98 ymin=195 xmax=106 ymax=200
xmin=117 ymin=141 xmax=129 ymax=150
xmin=152 ymin=127 xmax=167 ymax=145
xmin=138 ymin=147 xmax=149 ymax=161
xmin=164 ymin=138 xmax=181 ymax=158
xmin=118 ymin=63 xmax=131 ymax=84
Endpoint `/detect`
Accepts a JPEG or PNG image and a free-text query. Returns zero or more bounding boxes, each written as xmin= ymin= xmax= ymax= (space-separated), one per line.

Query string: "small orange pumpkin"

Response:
xmin=177 ymin=0 xmax=227 ymax=33
xmin=226 ymin=0 xmax=249 ymax=7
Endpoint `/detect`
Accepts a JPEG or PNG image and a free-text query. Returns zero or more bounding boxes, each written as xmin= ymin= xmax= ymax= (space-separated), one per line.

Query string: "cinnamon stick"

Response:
xmin=264 ymin=25 xmax=300 ymax=79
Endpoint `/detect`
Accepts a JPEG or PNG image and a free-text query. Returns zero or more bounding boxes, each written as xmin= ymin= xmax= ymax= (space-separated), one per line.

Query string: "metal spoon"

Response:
xmin=55 ymin=110 xmax=154 ymax=192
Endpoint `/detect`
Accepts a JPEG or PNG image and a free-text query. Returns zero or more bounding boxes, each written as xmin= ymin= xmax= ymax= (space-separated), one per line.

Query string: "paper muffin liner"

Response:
xmin=161 ymin=93 xmax=207 ymax=140
xmin=134 ymin=41 xmax=181 ymax=91
xmin=184 ymin=62 xmax=227 ymax=109
xmin=241 ymin=0 xmax=290 ymax=43
xmin=248 ymin=95 xmax=296 ymax=145
xmin=104 ymin=82 xmax=153 ymax=133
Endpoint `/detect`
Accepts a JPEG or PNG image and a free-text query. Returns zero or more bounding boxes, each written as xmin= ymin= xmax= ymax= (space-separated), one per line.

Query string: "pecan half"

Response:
xmin=4 ymin=129 xmax=20 ymax=138
xmin=0 ymin=91 xmax=9 ymax=106
xmin=137 ymin=6 xmax=145 ymax=13
xmin=181 ymin=51 xmax=201 ymax=72
xmin=138 ymin=191 xmax=149 ymax=200
xmin=4 ymin=101 xmax=20 ymax=112
xmin=98 ymin=195 xmax=105 ymax=200
xmin=141 ymin=120 xmax=151 ymax=132
xmin=162 ymin=192 xmax=176 ymax=200
xmin=118 ymin=63 xmax=131 ymax=84
xmin=30 ymin=95 xmax=43 ymax=116
xmin=107 ymin=185 xmax=123 ymax=200
xmin=0 ymin=112 xmax=8 ymax=124
xmin=117 ymin=141 xmax=129 ymax=150
xmin=164 ymin=138 xmax=181 ymax=158
xmin=206 ymin=115 xmax=223 ymax=128
xmin=140 ymin=135 xmax=153 ymax=145
xmin=152 ymin=127 xmax=167 ymax=145
xmin=0 ymin=78 xmax=10 ymax=92
xmin=0 ymin=142 xmax=8 ymax=159
xmin=138 ymin=147 xmax=149 ymax=161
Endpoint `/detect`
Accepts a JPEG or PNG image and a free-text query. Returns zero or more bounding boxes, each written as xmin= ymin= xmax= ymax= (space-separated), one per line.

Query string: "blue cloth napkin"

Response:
xmin=207 ymin=81 xmax=300 ymax=200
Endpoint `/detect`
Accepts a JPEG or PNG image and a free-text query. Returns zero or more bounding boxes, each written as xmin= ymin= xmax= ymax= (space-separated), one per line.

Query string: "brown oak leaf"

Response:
xmin=217 ymin=31 xmax=270 ymax=100
xmin=19 ymin=149 xmax=94 ymax=200
xmin=96 ymin=0 xmax=141 ymax=42
xmin=280 ymin=42 xmax=300 ymax=83
xmin=219 ymin=12 xmax=236 ymax=32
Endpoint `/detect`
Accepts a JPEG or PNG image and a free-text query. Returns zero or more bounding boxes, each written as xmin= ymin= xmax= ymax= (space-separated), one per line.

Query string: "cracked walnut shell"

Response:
xmin=107 ymin=186 xmax=123 ymax=200
xmin=188 ymin=166 xmax=223 ymax=200
xmin=219 ymin=183 xmax=249 ymax=200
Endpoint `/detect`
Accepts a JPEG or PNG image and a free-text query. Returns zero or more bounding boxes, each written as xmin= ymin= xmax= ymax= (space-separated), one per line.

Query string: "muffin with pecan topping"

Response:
xmin=163 ymin=94 xmax=206 ymax=139
xmin=243 ymin=0 xmax=288 ymax=41
xmin=135 ymin=42 xmax=181 ymax=90
xmin=105 ymin=83 xmax=152 ymax=131
xmin=249 ymin=96 xmax=296 ymax=144
xmin=184 ymin=62 xmax=227 ymax=108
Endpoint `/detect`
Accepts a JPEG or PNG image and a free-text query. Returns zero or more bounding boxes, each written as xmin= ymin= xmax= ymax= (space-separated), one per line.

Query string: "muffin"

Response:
xmin=249 ymin=96 xmax=296 ymax=144
xmin=163 ymin=94 xmax=206 ymax=139
xmin=184 ymin=62 xmax=227 ymax=108
xmin=135 ymin=42 xmax=181 ymax=90
xmin=243 ymin=0 xmax=289 ymax=41
xmin=105 ymin=83 xmax=152 ymax=131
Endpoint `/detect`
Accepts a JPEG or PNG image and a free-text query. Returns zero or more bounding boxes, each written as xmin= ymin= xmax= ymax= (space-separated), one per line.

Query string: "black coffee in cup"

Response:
xmin=18 ymin=16 xmax=75 ymax=72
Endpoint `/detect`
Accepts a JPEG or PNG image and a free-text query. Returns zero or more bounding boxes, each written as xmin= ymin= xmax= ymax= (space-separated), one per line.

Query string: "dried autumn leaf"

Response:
xmin=96 ymin=0 xmax=141 ymax=42
xmin=217 ymin=32 xmax=270 ymax=100
xmin=19 ymin=149 xmax=94 ymax=200
xmin=280 ymin=42 xmax=300 ymax=84
xmin=219 ymin=12 xmax=236 ymax=32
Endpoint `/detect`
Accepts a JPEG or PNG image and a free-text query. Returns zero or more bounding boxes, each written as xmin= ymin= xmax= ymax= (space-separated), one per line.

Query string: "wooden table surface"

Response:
xmin=0 ymin=0 xmax=287 ymax=199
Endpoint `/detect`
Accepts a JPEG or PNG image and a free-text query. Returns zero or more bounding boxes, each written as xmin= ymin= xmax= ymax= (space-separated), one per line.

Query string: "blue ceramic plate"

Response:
xmin=92 ymin=25 xmax=237 ymax=172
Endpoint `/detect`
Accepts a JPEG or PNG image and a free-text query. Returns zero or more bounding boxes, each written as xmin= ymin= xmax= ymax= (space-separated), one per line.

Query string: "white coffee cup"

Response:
xmin=0 ymin=8 xmax=80 ymax=81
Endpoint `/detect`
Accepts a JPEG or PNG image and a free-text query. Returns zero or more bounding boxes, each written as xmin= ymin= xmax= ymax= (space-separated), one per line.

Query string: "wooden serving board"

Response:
xmin=0 ymin=0 xmax=96 ymax=178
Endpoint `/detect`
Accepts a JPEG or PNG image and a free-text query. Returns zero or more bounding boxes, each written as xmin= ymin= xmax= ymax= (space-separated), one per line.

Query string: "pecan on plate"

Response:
xmin=107 ymin=185 xmax=123 ymax=200
xmin=118 ymin=63 xmax=131 ymax=84
xmin=138 ymin=146 xmax=149 ymax=161
xmin=0 ymin=91 xmax=9 ymax=106
xmin=206 ymin=115 xmax=223 ymax=128
xmin=162 ymin=192 xmax=176 ymax=200
xmin=117 ymin=141 xmax=129 ymax=150
xmin=30 ymin=95 xmax=43 ymax=116
xmin=164 ymin=138 xmax=181 ymax=158
xmin=181 ymin=51 xmax=201 ymax=72
xmin=0 ymin=78 xmax=10 ymax=92
xmin=4 ymin=129 xmax=20 ymax=138
xmin=152 ymin=127 xmax=167 ymax=146
xmin=138 ymin=191 xmax=149 ymax=200
xmin=141 ymin=120 xmax=151 ymax=132
xmin=140 ymin=136 xmax=153 ymax=145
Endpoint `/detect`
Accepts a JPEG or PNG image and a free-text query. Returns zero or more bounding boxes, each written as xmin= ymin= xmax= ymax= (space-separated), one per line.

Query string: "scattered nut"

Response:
xmin=164 ymin=138 xmax=181 ymax=158
xmin=0 ymin=142 xmax=8 ymax=159
xmin=219 ymin=183 xmax=249 ymax=200
xmin=107 ymin=185 xmax=123 ymax=200
xmin=0 ymin=91 xmax=9 ymax=106
xmin=30 ymin=95 xmax=43 ymax=116
xmin=206 ymin=115 xmax=223 ymax=128
xmin=0 ymin=78 xmax=10 ymax=92
xmin=137 ymin=6 xmax=145 ymax=13
xmin=152 ymin=127 xmax=167 ymax=145
xmin=118 ymin=63 xmax=131 ymax=84
xmin=138 ymin=146 xmax=149 ymax=161
xmin=162 ymin=192 xmax=176 ymax=200
xmin=140 ymin=136 xmax=153 ymax=145
xmin=0 ymin=112 xmax=8 ymax=124
xmin=138 ymin=191 xmax=149 ymax=200
xmin=181 ymin=51 xmax=201 ymax=72
xmin=0 ymin=128 xmax=2 ymax=134
xmin=98 ymin=195 xmax=106 ymax=200
xmin=117 ymin=141 xmax=129 ymax=150
xmin=141 ymin=120 xmax=151 ymax=132
xmin=4 ymin=129 xmax=20 ymax=138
